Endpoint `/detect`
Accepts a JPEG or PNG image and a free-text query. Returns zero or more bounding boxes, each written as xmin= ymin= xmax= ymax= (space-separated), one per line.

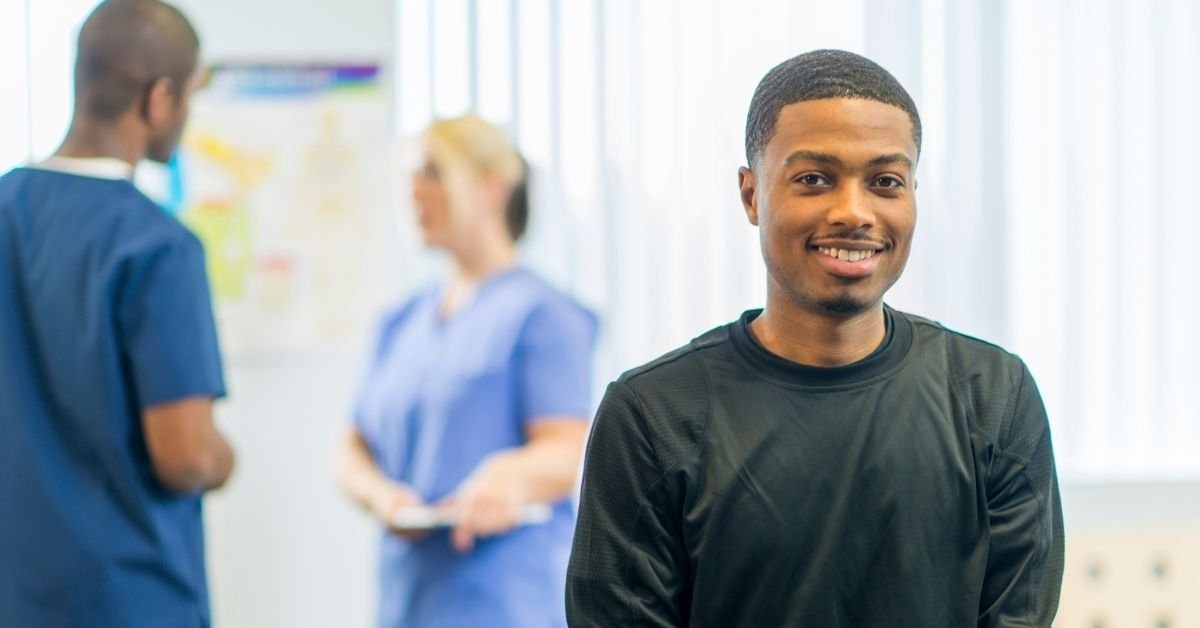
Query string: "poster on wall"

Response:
xmin=177 ymin=62 xmax=398 ymax=360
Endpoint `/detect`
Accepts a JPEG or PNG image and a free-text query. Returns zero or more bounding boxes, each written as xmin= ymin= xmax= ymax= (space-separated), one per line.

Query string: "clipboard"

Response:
xmin=390 ymin=503 xmax=553 ymax=532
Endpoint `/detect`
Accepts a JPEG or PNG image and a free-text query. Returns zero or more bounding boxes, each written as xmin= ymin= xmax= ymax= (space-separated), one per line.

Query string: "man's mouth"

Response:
xmin=815 ymin=246 xmax=881 ymax=263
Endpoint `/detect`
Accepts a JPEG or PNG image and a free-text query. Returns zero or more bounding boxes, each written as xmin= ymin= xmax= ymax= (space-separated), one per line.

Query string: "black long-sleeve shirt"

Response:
xmin=567 ymin=307 xmax=1063 ymax=627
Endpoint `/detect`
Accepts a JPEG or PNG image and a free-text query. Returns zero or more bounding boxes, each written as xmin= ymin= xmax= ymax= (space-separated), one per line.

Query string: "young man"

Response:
xmin=0 ymin=2 xmax=233 ymax=626
xmin=567 ymin=49 xmax=1063 ymax=626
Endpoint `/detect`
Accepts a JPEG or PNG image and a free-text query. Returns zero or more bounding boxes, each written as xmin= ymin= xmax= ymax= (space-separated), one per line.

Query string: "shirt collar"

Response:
xmin=30 ymin=156 xmax=135 ymax=181
xmin=729 ymin=304 xmax=913 ymax=389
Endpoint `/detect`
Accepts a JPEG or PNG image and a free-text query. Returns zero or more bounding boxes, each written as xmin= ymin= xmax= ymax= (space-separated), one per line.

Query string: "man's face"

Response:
xmin=145 ymin=66 xmax=202 ymax=164
xmin=739 ymin=98 xmax=917 ymax=317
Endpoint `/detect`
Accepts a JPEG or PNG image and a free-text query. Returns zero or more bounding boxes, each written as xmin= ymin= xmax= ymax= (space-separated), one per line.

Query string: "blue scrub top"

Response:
xmin=354 ymin=267 xmax=597 ymax=628
xmin=0 ymin=167 xmax=225 ymax=627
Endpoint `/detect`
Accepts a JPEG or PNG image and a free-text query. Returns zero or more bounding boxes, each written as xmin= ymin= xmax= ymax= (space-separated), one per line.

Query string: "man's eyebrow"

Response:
xmin=866 ymin=153 xmax=914 ymax=171
xmin=783 ymin=150 xmax=844 ymax=168
xmin=782 ymin=150 xmax=914 ymax=171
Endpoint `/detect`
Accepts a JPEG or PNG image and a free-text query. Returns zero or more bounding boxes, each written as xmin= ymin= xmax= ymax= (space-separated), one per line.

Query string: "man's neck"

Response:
xmin=54 ymin=115 xmax=144 ymax=168
xmin=749 ymin=294 xmax=888 ymax=367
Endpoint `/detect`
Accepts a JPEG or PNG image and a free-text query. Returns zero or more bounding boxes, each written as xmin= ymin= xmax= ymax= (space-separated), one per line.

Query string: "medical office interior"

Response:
xmin=4 ymin=0 xmax=1198 ymax=626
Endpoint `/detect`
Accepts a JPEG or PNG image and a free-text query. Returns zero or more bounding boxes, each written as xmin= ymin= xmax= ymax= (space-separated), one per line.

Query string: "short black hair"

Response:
xmin=74 ymin=0 xmax=200 ymax=120
xmin=744 ymin=49 xmax=921 ymax=168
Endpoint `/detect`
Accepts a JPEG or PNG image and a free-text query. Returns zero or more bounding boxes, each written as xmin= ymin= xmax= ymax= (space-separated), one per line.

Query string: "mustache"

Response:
xmin=810 ymin=230 xmax=888 ymax=247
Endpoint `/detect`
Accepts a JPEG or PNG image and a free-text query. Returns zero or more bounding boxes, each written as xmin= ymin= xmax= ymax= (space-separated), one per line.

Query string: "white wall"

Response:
xmin=169 ymin=1 xmax=394 ymax=626
xmin=205 ymin=355 xmax=376 ymax=628
xmin=177 ymin=0 xmax=393 ymax=60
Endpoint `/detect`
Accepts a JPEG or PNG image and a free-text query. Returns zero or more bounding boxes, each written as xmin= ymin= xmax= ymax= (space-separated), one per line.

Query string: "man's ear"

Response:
xmin=143 ymin=76 xmax=176 ymax=127
xmin=738 ymin=166 xmax=759 ymax=226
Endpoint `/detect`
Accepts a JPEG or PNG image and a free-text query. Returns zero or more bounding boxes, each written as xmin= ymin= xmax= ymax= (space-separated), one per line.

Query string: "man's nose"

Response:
xmin=825 ymin=184 xmax=875 ymax=230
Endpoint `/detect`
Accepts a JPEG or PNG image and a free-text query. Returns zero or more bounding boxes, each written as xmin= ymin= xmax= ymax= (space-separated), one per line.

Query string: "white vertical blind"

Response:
xmin=0 ymin=0 xmax=99 ymax=172
xmin=394 ymin=0 xmax=1200 ymax=480
xmin=0 ymin=0 xmax=33 ymax=171
xmin=395 ymin=0 xmax=432 ymax=135
xmin=1158 ymin=0 xmax=1200 ymax=476
xmin=1004 ymin=0 xmax=1200 ymax=479
xmin=431 ymin=0 xmax=471 ymax=117
xmin=474 ymin=0 xmax=513 ymax=124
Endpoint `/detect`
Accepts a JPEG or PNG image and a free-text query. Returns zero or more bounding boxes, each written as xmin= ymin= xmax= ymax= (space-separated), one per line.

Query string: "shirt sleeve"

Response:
xmin=566 ymin=381 xmax=690 ymax=627
xmin=516 ymin=298 xmax=597 ymax=422
xmin=977 ymin=361 xmax=1065 ymax=626
xmin=117 ymin=233 xmax=225 ymax=408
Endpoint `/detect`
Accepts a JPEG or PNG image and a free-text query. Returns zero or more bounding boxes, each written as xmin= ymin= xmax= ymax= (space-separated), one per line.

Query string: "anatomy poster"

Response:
xmin=178 ymin=62 xmax=398 ymax=359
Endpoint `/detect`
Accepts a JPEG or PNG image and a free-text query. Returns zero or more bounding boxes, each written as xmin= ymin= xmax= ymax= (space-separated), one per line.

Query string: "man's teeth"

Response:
xmin=818 ymin=247 xmax=878 ymax=262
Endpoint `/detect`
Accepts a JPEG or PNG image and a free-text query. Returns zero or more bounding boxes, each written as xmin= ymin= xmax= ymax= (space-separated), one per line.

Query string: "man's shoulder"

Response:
xmin=900 ymin=309 xmax=1024 ymax=370
xmin=616 ymin=322 xmax=733 ymax=390
xmin=896 ymin=309 xmax=1032 ymax=428
xmin=598 ymin=323 xmax=733 ymax=470
xmin=100 ymin=190 xmax=205 ymax=263
xmin=0 ymin=167 xmax=28 ymax=196
xmin=106 ymin=186 xmax=195 ymax=240
xmin=2 ymin=167 xmax=200 ymax=261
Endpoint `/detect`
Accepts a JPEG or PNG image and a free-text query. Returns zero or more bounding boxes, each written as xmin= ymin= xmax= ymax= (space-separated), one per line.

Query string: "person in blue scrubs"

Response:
xmin=0 ymin=2 xmax=234 ymax=626
xmin=335 ymin=115 xmax=596 ymax=627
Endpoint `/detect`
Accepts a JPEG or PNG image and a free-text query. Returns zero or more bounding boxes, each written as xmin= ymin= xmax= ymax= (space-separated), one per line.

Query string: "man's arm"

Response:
xmin=142 ymin=396 xmax=233 ymax=493
xmin=977 ymin=362 xmax=1065 ymax=627
xmin=567 ymin=381 xmax=690 ymax=627
xmin=119 ymin=234 xmax=230 ymax=493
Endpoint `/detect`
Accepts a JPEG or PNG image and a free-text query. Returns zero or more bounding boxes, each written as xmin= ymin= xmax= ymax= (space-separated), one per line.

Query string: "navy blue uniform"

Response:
xmin=0 ymin=164 xmax=225 ymax=627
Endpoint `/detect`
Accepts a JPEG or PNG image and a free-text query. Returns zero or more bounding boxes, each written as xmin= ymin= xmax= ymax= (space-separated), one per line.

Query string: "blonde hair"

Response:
xmin=426 ymin=115 xmax=522 ymax=181
xmin=424 ymin=115 xmax=529 ymax=240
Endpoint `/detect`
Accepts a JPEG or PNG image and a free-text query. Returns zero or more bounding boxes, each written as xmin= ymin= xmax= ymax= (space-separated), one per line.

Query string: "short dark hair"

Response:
xmin=505 ymin=157 xmax=530 ymax=242
xmin=744 ymin=49 xmax=921 ymax=168
xmin=74 ymin=0 xmax=200 ymax=120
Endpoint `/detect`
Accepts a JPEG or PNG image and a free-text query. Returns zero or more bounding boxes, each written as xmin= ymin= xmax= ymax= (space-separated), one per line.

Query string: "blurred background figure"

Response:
xmin=335 ymin=115 xmax=596 ymax=628
xmin=0 ymin=1 xmax=233 ymax=626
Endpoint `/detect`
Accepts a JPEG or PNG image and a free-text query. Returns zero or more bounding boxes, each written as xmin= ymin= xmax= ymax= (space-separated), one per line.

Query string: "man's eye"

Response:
xmin=874 ymin=176 xmax=903 ymax=188
xmin=797 ymin=174 xmax=827 ymax=186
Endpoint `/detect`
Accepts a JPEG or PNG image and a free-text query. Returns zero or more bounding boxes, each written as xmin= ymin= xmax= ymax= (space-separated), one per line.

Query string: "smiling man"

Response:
xmin=566 ymin=50 xmax=1063 ymax=627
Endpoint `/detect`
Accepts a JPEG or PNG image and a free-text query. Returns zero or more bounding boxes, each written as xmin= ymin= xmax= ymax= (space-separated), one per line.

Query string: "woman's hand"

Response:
xmin=441 ymin=456 xmax=528 ymax=552
xmin=441 ymin=419 xmax=588 ymax=552
xmin=334 ymin=427 xmax=432 ymax=541
xmin=371 ymin=481 xmax=431 ymax=540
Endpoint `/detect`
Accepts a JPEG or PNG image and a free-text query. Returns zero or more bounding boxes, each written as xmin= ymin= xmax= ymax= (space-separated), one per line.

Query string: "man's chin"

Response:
xmin=146 ymin=149 xmax=174 ymax=165
xmin=817 ymin=294 xmax=871 ymax=316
